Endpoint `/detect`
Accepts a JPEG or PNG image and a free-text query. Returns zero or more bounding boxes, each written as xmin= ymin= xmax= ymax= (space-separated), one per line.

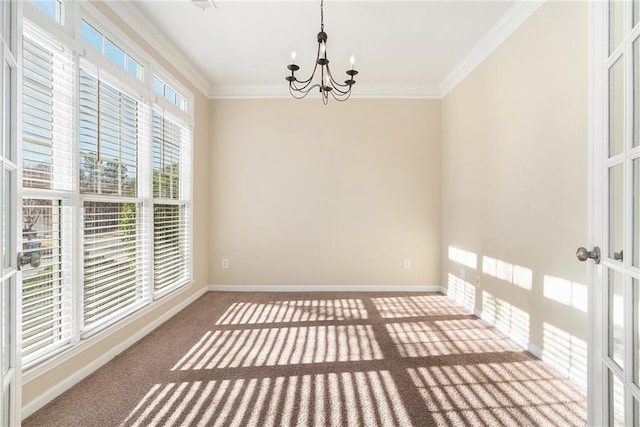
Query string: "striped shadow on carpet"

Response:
xmin=24 ymin=292 xmax=586 ymax=426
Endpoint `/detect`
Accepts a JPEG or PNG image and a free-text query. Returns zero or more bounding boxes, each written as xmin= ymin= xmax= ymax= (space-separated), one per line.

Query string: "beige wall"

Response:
xmin=21 ymin=3 xmax=210 ymax=414
xmin=441 ymin=1 xmax=588 ymax=387
xmin=209 ymin=99 xmax=441 ymax=287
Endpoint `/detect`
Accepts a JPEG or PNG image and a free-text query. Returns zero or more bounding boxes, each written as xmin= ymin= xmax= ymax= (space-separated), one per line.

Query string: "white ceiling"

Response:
xmin=122 ymin=1 xmax=525 ymax=98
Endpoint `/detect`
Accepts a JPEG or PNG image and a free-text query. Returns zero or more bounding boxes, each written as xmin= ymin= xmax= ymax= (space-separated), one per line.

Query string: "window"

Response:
xmin=83 ymin=201 xmax=145 ymax=329
xmin=79 ymin=64 xmax=149 ymax=333
xmin=153 ymin=76 xmax=187 ymax=112
xmin=152 ymin=111 xmax=191 ymax=292
xmin=81 ymin=20 xmax=143 ymax=81
xmin=79 ymin=66 xmax=141 ymax=196
xmin=21 ymin=11 xmax=193 ymax=368
xmin=30 ymin=0 xmax=62 ymax=23
xmin=21 ymin=24 xmax=74 ymax=364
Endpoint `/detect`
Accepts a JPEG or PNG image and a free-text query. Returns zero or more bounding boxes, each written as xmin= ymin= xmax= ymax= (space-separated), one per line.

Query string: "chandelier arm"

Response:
xmin=325 ymin=63 xmax=353 ymax=90
xmin=289 ymin=43 xmax=323 ymax=91
xmin=328 ymin=79 xmax=351 ymax=95
xmin=288 ymin=85 xmax=311 ymax=99
xmin=290 ymin=78 xmax=314 ymax=92
xmin=329 ymin=87 xmax=352 ymax=102
xmin=324 ymin=65 xmax=353 ymax=96
xmin=289 ymin=83 xmax=321 ymax=99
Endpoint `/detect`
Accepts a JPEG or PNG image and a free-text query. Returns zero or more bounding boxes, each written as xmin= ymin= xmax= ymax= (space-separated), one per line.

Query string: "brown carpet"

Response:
xmin=24 ymin=292 xmax=586 ymax=426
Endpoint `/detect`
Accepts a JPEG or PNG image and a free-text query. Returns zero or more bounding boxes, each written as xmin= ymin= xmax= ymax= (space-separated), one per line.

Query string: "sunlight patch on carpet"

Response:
xmin=172 ymin=324 xmax=383 ymax=370
xmin=120 ymin=371 xmax=411 ymax=427
xmin=215 ymin=299 xmax=368 ymax=325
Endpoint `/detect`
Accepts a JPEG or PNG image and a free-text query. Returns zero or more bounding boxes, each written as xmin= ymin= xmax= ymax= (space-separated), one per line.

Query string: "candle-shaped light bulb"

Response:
xmin=325 ymin=75 xmax=330 ymax=85
xmin=291 ymin=51 xmax=297 ymax=64
xmin=350 ymin=54 xmax=355 ymax=68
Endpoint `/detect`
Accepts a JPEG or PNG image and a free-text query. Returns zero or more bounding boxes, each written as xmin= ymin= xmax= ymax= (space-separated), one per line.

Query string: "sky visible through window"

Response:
xmin=81 ymin=20 xmax=143 ymax=81
xmin=153 ymin=76 xmax=187 ymax=111
xmin=30 ymin=0 xmax=61 ymax=22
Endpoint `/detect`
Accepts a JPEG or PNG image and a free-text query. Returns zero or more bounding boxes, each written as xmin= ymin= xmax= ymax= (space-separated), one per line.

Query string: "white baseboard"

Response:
xmin=452 ymin=295 xmax=585 ymax=391
xmin=208 ymin=284 xmax=444 ymax=293
xmin=21 ymin=285 xmax=208 ymax=420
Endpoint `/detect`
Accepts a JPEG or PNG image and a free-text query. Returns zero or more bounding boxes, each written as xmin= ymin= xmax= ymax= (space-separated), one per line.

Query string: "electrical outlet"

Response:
xmin=222 ymin=258 xmax=229 ymax=269
xmin=403 ymin=259 xmax=411 ymax=269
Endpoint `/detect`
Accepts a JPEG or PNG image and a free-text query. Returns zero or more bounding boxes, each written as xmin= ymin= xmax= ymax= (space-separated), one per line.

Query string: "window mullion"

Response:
xmin=142 ymin=102 xmax=154 ymax=302
xmin=72 ymin=49 xmax=82 ymax=350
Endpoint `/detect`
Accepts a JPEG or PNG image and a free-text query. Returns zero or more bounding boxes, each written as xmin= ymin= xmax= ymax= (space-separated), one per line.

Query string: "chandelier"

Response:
xmin=285 ymin=0 xmax=358 ymax=104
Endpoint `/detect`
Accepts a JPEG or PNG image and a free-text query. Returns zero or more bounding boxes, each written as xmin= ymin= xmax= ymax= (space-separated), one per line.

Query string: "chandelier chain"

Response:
xmin=320 ymin=0 xmax=324 ymax=32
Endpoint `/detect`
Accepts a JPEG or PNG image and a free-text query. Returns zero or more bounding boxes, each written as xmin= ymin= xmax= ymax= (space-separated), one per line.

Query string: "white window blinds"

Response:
xmin=21 ymin=199 xmax=72 ymax=363
xmin=152 ymin=111 xmax=191 ymax=293
xmin=22 ymin=25 xmax=74 ymax=192
xmin=79 ymin=63 xmax=149 ymax=333
xmin=153 ymin=204 xmax=188 ymax=292
xmin=83 ymin=201 xmax=146 ymax=330
xmin=79 ymin=65 xmax=140 ymax=197
xmin=21 ymin=23 xmax=74 ymax=365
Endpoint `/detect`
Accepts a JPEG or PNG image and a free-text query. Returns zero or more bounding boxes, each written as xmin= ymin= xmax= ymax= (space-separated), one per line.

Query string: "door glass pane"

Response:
xmin=636 ymin=0 xmax=640 ymax=28
xmin=611 ymin=371 xmax=625 ymax=426
xmin=609 ymin=164 xmax=624 ymax=260
xmin=2 ymin=1 xmax=8 ymax=49
xmin=635 ymin=279 xmax=640 ymax=384
xmin=3 ymin=170 xmax=10 ymax=269
xmin=635 ymin=38 xmax=640 ymax=148
xmin=610 ymin=269 xmax=625 ymax=367
xmin=610 ymin=57 xmax=624 ymax=157
xmin=611 ymin=1 xmax=625 ymax=54
xmin=2 ymin=279 xmax=9 ymax=376
xmin=3 ymin=63 xmax=10 ymax=161
xmin=634 ymin=159 xmax=640 ymax=267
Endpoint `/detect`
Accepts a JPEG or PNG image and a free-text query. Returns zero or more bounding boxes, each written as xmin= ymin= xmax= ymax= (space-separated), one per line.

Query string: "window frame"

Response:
xmin=151 ymin=108 xmax=192 ymax=299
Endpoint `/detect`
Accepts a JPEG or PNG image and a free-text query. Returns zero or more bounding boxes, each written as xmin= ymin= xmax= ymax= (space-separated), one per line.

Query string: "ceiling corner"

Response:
xmin=439 ymin=0 xmax=545 ymax=98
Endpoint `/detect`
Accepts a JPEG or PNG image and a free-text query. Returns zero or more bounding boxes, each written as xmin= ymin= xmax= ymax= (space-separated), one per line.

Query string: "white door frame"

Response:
xmin=1 ymin=0 xmax=22 ymax=425
xmin=588 ymin=1 xmax=606 ymax=425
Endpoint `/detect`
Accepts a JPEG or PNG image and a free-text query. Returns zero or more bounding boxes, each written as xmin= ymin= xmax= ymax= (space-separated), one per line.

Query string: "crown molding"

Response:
xmin=104 ymin=1 xmax=212 ymax=97
xmin=439 ymin=0 xmax=545 ymax=97
xmin=209 ymin=84 xmax=442 ymax=100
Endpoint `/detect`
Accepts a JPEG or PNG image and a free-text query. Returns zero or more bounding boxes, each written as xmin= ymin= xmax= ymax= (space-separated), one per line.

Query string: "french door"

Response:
xmin=0 ymin=0 xmax=20 ymax=425
xmin=590 ymin=1 xmax=640 ymax=425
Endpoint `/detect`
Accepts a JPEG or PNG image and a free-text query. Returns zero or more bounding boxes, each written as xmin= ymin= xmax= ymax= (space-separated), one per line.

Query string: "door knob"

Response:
xmin=18 ymin=252 xmax=41 ymax=271
xmin=614 ymin=250 xmax=623 ymax=261
xmin=576 ymin=246 xmax=601 ymax=264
